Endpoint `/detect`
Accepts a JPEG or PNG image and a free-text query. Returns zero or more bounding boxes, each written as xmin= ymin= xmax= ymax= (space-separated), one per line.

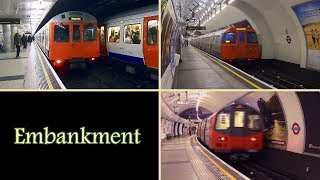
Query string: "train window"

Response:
xmin=238 ymin=31 xmax=245 ymax=43
xmin=73 ymin=25 xmax=80 ymax=42
xmin=54 ymin=24 xmax=69 ymax=42
xmin=147 ymin=20 xmax=158 ymax=45
xmin=83 ymin=23 xmax=97 ymax=41
xmin=221 ymin=32 xmax=235 ymax=44
xmin=100 ymin=26 xmax=105 ymax=42
xmin=248 ymin=115 xmax=262 ymax=130
xmin=234 ymin=111 xmax=245 ymax=128
xmin=108 ymin=26 xmax=120 ymax=43
xmin=247 ymin=32 xmax=258 ymax=43
xmin=216 ymin=113 xmax=230 ymax=130
xmin=124 ymin=24 xmax=141 ymax=44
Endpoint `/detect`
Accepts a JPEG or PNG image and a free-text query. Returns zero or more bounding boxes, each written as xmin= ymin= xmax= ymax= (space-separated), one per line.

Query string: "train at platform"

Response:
xmin=35 ymin=11 xmax=100 ymax=67
xmin=99 ymin=5 xmax=158 ymax=78
xmin=191 ymin=26 xmax=261 ymax=62
xmin=197 ymin=104 xmax=264 ymax=153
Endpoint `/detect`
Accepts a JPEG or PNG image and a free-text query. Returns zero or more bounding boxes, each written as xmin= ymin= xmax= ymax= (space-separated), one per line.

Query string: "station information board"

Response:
xmin=0 ymin=18 xmax=20 ymax=24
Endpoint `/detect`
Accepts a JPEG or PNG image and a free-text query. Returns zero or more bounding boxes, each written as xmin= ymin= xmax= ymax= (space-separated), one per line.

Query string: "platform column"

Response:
xmin=11 ymin=25 xmax=18 ymax=50
xmin=3 ymin=24 xmax=11 ymax=52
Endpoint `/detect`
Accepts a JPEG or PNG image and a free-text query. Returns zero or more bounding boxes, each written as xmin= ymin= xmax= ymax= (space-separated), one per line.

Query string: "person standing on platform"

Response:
xmin=188 ymin=126 xmax=192 ymax=136
xmin=21 ymin=34 xmax=27 ymax=49
xmin=13 ymin=32 xmax=21 ymax=58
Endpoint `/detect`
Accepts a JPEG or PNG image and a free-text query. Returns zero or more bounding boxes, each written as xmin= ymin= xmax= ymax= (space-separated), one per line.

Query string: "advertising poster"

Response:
xmin=293 ymin=1 xmax=320 ymax=71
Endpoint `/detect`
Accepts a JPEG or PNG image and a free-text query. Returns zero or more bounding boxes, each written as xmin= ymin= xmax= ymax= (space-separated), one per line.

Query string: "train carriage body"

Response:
xmin=105 ymin=6 xmax=158 ymax=71
xmin=191 ymin=26 xmax=261 ymax=62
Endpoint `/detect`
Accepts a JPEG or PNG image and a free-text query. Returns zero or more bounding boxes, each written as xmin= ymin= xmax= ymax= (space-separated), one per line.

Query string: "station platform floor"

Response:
xmin=0 ymin=48 xmax=28 ymax=88
xmin=161 ymin=135 xmax=248 ymax=180
xmin=0 ymin=43 xmax=65 ymax=89
xmin=173 ymin=46 xmax=257 ymax=89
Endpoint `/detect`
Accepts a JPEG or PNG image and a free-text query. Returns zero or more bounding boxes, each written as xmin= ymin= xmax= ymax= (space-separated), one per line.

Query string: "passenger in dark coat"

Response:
xmin=21 ymin=34 xmax=27 ymax=49
xmin=13 ymin=32 xmax=21 ymax=58
xmin=28 ymin=35 xmax=32 ymax=45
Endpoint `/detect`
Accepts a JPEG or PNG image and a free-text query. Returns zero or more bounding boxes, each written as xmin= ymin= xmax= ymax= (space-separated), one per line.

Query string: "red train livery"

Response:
xmin=191 ymin=26 xmax=261 ymax=62
xmin=197 ymin=104 xmax=264 ymax=153
xmin=35 ymin=11 xmax=100 ymax=67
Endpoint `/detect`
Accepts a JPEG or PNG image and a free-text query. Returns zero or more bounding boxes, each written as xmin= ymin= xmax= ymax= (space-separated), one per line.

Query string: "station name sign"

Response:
xmin=69 ymin=17 xmax=83 ymax=21
xmin=186 ymin=26 xmax=206 ymax=31
xmin=0 ymin=18 xmax=20 ymax=24
xmin=236 ymin=28 xmax=247 ymax=31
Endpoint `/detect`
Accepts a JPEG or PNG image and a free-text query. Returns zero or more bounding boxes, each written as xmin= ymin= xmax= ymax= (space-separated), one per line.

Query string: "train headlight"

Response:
xmin=218 ymin=137 xmax=225 ymax=141
xmin=56 ymin=60 xmax=62 ymax=64
xmin=251 ymin=137 xmax=257 ymax=142
xmin=91 ymin=58 xmax=95 ymax=61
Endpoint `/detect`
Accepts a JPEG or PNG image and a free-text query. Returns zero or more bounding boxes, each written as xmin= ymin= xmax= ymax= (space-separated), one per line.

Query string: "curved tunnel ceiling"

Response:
xmin=161 ymin=91 xmax=249 ymax=124
xmin=174 ymin=0 xmax=308 ymax=66
xmin=36 ymin=0 xmax=157 ymax=33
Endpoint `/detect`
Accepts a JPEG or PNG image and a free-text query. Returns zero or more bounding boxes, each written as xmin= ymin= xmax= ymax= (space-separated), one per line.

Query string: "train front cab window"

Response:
xmin=221 ymin=32 xmax=236 ymax=44
xmin=147 ymin=20 xmax=158 ymax=45
xmin=124 ymin=24 xmax=141 ymax=44
xmin=108 ymin=26 xmax=120 ymax=43
xmin=247 ymin=32 xmax=258 ymax=43
xmin=248 ymin=115 xmax=263 ymax=130
xmin=216 ymin=113 xmax=230 ymax=130
xmin=234 ymin=111 xmax=245 ymax=128
xmin=84 ymin=23 xmax=97 ymax=41
xmin=54 ymin=24 xmax=70 ymax=42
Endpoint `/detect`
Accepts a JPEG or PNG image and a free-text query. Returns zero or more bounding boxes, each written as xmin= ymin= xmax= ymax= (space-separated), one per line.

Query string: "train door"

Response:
xmin=71 ymin=23 xmax=83 ymax=58
xmin=231 ymin=111 xmax=247 ymax=149
xmin=237 ymin=30 xmax=246 ymax=59
xmin=143 ymin=16 xmax=158 ymax=69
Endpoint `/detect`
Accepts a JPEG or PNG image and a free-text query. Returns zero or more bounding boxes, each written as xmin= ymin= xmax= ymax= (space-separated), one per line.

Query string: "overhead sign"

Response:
xmin=186 ymin=19 xmax=196 ymax=22
xmin=0 ymin=18 xmax=20 ymax=24
xmin=286 ymin=36 xmax=292 ymax=44
xmin=236 ymin=28 xmax=247 ymax=31
xmin=186 ymin=26 xmax=206 ymax=31
xmin=69 ymin=17 xmax=83 ymax=21
xmin=176 ymin=101 xmax=189 ymax=105
xmin=292 ymin=122 xmax=300 ymax=135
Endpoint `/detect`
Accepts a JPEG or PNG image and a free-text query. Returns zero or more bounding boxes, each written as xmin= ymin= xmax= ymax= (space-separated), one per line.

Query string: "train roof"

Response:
xmin=192 ymin=25 xmax=255 ymax=40
xmin=104 ymin=4 xmax=158 ymax=24
xmin=50 ymin=11 xmax=97 ymax=23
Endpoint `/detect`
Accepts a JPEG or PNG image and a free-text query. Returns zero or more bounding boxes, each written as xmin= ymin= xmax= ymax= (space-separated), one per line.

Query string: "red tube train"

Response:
xmin=197 ymin=104 xmax=264 ymax=153
xmin=191 ymin=26 xmax=261 ymax=62
xmin=35 ymin=11 xmax=100 ymax=67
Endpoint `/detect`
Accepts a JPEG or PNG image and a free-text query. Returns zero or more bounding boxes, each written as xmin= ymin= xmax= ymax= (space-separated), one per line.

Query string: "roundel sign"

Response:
xmin=292 ymin=123 xmax=300 ymax=135
xmin=286 ymin=36 xmax=292 ymax=44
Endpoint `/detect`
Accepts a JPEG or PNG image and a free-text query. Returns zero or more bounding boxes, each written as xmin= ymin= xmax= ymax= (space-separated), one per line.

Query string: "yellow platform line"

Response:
xmin=195 ymin=48 xmax=263 ymax=89
xmin=195 ymin=137 xmax=236 ymax=180
xmin=35 ymin=46 xmax=54 ymax=89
